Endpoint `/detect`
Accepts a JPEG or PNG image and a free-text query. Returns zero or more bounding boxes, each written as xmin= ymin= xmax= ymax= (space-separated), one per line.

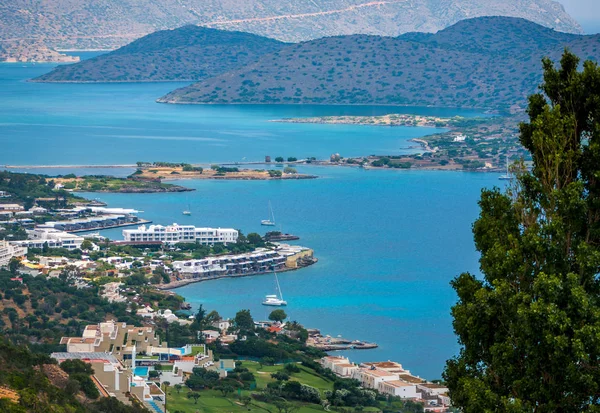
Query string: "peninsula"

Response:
xmin=273 ymin=114 xmax=472 ymax=128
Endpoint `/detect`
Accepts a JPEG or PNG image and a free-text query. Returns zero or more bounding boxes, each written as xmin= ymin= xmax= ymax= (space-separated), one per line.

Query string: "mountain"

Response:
xmin=158 ymin=17 xmax=600 ymax=111
xmin=33 ymin=26 xmax=285 ymax=82
xmin=0 ymin=0 xmax=582 ymax=55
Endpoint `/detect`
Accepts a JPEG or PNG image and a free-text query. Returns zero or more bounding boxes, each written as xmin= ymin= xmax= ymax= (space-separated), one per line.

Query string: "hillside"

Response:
xmin=159 ymin=17 xmax=600 ymax=111
xmin=33 ymin=26 xmax=285 ymax=82
xmin=0 ymin=0 xmax=581 ymax=60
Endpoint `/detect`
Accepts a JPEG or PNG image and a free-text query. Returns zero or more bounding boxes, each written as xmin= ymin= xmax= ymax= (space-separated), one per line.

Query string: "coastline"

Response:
xmin=158 ymin=258 xmax=318 ymax=290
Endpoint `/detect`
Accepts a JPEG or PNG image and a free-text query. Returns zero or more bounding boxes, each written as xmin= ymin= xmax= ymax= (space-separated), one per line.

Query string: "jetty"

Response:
xmin=307 ymin=329 xmax=378 ymax=351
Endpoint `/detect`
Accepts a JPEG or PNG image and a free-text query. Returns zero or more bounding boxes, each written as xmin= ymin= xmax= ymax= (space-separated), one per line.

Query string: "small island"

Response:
xmin=132 ymin=162 xmax=316 ymax=181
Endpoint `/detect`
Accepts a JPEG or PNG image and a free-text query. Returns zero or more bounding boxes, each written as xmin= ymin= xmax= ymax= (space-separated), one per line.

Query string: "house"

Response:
xmin=102 ymin=282 xmax=126 ymax=303
xmin=211 ymin=318 xmax=231 ymax=332
xmin=0 ymin=204 xmax=24 ymax=212
xmin=378 ymin=380 xmax=419 ymax=399
xmin=200 ymin=330 xmax=220 ymax=344
xmin=136 ymin=306 xmax=155 ymax=319
xmin=352 ymin=367 xmax=399 ymax=389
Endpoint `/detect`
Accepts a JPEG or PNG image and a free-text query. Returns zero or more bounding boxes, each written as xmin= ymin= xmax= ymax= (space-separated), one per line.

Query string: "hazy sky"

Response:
xmin=556 ymin=0 xmax=600 ymax=33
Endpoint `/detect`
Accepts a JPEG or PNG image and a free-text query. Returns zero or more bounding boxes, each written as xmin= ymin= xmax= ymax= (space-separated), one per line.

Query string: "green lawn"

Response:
xmin=165 ymin=361 xmax=336 ymax=413
xmin=168 ymin=388 xmax=327 ymax=413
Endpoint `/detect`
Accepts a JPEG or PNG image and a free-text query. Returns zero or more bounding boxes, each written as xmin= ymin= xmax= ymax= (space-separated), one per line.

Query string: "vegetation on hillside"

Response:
xmin=33 ymin=25 xmax=285 ymax=82
xmin=0 ymin=336 xmax=148 ymax=412
xmin=160 ymin=17 xmax=600 ymax=112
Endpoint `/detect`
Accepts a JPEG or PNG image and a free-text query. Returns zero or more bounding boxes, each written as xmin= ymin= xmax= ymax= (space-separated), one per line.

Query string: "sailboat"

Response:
xmin=498 ymin=156 xmax=512 ymax=180
xmin=262 ymin=271 xmax=287 ymax=306
xmin=261 ymin=201 xmax=276 ymax=226
xmin=182 ymin=201 xmax=191 ymax=215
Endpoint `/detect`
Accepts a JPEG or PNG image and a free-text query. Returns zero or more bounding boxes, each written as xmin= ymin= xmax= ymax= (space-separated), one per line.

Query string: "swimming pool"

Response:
xmin=133 ymin=366 xmax=149 ymax=377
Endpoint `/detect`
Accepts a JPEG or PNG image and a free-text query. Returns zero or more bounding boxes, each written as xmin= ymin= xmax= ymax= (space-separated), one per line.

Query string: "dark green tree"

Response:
xmin=268 ymin=309 xmax=287 ymax=322
xmin=187 ymin=391 xmax=201 ymax=404
xmin=233 ymin=309 xmax=255 ymax=335
xmin=444 ymin=51 xmax=600 ymax=412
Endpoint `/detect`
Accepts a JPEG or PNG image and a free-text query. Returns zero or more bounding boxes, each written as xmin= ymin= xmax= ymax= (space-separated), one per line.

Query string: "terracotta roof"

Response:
xmin=399 ymin=374 xmax=424 ymax=384
xmin=383 ymin=380 xmax=414 ymax=388
xmin=361 ymin=369 xmax=397 ymax=378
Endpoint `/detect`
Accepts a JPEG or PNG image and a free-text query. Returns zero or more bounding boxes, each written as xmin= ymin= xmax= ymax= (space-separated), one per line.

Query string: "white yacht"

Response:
xmin=261 ymin=201 xmax=276 ymax=226
xmin=262 ymin=271 xmax=287 ymax=306
xmin=262 ymin=294 xmax=287 ymax=306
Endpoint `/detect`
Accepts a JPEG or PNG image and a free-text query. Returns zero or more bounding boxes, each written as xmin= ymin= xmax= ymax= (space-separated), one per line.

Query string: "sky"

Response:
xmin=556 ymin=0 xmax=600 ymax=33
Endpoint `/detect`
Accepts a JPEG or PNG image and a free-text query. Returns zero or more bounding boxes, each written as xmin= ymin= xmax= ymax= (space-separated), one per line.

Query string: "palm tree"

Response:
xmin=161 ymin=381 xmax=170 ymax=412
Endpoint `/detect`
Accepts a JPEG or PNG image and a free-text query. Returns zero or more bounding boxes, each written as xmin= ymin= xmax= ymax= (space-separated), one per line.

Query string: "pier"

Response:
xmin=307 ymin=329 xmax=378 ymax=351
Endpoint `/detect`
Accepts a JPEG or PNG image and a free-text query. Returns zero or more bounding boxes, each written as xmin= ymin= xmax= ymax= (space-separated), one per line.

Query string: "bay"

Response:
xmin=1 ymin=57 xmax=503 ymax=379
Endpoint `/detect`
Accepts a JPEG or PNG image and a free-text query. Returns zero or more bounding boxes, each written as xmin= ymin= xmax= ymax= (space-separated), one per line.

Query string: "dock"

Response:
xmin=307 ymin=330 xmax=378 ymax=351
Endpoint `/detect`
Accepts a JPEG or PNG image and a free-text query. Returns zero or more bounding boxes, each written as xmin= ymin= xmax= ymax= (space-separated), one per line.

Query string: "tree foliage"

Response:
xmin=444 ymin=50 xmax=600 ymax=412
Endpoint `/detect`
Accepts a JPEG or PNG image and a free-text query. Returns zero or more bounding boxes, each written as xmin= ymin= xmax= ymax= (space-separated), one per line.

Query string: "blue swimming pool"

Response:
xmin=133 ymin=367 xmax=149 ymax=377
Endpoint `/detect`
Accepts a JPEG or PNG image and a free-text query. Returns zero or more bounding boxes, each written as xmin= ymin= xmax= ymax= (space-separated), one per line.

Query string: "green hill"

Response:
xmin=33 ymin=25 xmax=286 ymax=82
xmin=158 ymin=17 xmax=600 ymax=111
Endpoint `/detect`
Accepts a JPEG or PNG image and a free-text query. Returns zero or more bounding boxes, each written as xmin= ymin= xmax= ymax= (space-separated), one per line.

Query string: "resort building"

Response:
xmin=0 ymin=240 xmax=27 ymax=267
xmin=10 ymin=227 xmax=84 ymax=250
xmin=172 ymin=244 xmax=314 ymax=279
xmin=352 ymin=367 xmax=400 ymax=389
xmin=320 ymin=356 xmax=358 ymax=378
xmin=0 ymin=204 xmax=24 ymax=212
xmin=361 ymin=361 xmax=409 ymax=375
xmin=51 ymin=351 xmax=166 ymax=412
xmin=378 ymin=380 xmax=419 ymax=399
xmin=60 ymin=320 xmax=166 ymax=365
xmin=122 ymin=223 xmax=238 ymax=245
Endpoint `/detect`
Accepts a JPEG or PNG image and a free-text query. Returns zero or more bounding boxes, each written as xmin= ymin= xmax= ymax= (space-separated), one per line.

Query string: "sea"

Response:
xmin=1 ymin=53 xmax=504 ymax=379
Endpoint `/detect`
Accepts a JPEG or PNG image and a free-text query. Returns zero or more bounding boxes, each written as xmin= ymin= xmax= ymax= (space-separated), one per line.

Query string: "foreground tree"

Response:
xmin=444 ymin=50 xmax=600 ymax=412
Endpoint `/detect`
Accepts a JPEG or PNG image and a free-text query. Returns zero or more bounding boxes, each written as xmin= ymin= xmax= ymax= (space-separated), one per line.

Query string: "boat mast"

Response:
xmin=275 ymin=271 xmax=284 ymax=301
xmin=269 ymin=201 xmax=275 ymax=223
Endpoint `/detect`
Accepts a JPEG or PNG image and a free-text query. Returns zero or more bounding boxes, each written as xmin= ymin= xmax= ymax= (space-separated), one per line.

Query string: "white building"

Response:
xmin=379 ymin=380 xmax=419 ymax=399
xmin=122 ymin=223 xmax=238 ymax=245
xmin=320 ymin=356 xmax=358 ymax=378
xmin=10 ymin=227 xmax=84 ymax=250
xmin=352 ymin=367 xmax=400 ymax=390
xmin=0 ymin=240 xmax=28 ymax=267
xmin=0 ymin=204 xmax=24 ymax=212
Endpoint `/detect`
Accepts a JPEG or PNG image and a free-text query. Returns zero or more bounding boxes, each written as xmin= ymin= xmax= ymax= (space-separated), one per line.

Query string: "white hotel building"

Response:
xmin=122 ymin=224 xmax=238 ymax=245
xmin=0 ymin=240 xmax=28 ymax=267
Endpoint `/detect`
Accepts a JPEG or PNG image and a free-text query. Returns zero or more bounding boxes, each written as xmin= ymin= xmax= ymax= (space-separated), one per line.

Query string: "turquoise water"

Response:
xmin=1 ymin=58 xmax=504 ymax=379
